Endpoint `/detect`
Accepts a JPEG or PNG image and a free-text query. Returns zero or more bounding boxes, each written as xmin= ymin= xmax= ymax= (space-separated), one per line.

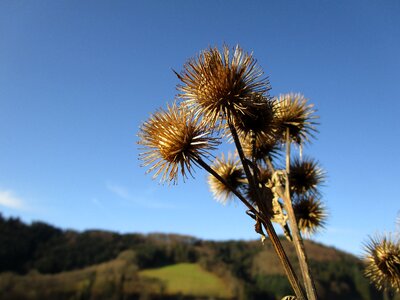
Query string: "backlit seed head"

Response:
xmin=293 ymin=196 xmax=326 ymax=235
xmin=290 ymin=157 xmax=325 ymax=196
xmin=138 ymin=102 xmax=220 ymax=183
xmin=246 ymin=168 xmax=274 ymax=207
xmin=208 ymin=153 xmax=245 ymax=204
xmin=232 ymin=93 xmax=276 ymax=139
xmin=176 ymin=45 xmax=271 ymax=126
xmin=364 ymin=235 xmax=400 ymax=292
xmin=274 ymin=93 xmax=318 ymax=145
xmin=257 ymin=168 xmax=273 ymax=185
xmin=241 ymin=134 xmax=281 ymax=162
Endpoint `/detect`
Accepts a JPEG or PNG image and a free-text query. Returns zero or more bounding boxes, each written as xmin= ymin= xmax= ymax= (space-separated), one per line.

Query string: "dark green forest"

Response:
xmin=0 ymin=214 xmax=391 ymax=300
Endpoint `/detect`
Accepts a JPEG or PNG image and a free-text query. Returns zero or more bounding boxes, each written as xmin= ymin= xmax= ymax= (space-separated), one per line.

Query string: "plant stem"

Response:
xmin=284 ymin=128 xmax=318 ymax=300
xmin=229 ymin=122 xmax=305 ymax=299
xmin=265 ymin=156 xmax=275 ymax=173
xmin=193 ymin=156 xmax=306 ymax=300
xmin=227 ymin=120 xmax=257 ymax=191
xmin=224 ymin=116 xmax=306 ymax=299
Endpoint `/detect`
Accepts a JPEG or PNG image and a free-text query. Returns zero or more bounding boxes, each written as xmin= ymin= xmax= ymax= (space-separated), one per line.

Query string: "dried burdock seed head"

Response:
xmin=257 ymin=168 xmax=273 ymax=185
xmin=138 ymin=102 xmax=220 ymax=184
xmin=176 ymin=45 xmax=271 ymax=126
xmin=246 ymin=167 xmax=274 ymax=206
xmin=274 ymin=93 xmax=318 ymax=145
xmin=289 ymin=157 xmax=325 ymax=196
xmin=233 ymin=93 xmax=275 ymax=139
xmin=208 ymin=153 xmax=245 ymax=204
xmin=364 ymin=235 xmax=400 ymax=292
xmin=241 ymin=134 xmax=281 ymax=162
xmin=293 ymin=196 xmax=326 ymax=235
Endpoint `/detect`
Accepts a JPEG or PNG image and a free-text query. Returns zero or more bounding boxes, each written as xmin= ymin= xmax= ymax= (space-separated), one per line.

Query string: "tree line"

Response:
xmin=0 ymin=214 xmax=388 ymax=299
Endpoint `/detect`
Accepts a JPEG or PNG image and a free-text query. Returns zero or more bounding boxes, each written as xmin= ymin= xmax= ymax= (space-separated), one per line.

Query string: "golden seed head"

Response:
xmin=138 ymin=102 xmax=220 ymax=183
xmin=293 ymin=196 xmax=327 ymax=235
xmin=289 ymin=157 xmax=325 ymax=196
xmin=364 ymin=235 xmax=400 ymax=292
xmin=241 ymin=134 xmax=281 ymax=162
xmin=208 ymin=153 xmax=244 ymax=204
xmin=176 ymin=45 xmax=271 ymax=126
xmin=274 ymin=93 xmax=318 ymax=145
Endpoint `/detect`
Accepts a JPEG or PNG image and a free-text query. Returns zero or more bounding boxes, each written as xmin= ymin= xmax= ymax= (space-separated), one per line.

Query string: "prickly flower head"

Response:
xmin=245 ymin=167 xmax=274 ymax=206
xmin=289 ymin=157 xmax=325 ymax=196
xmin=274 ymin=93 xmax=317 ymax=145
xmin=138 ymin=102 xmax=219 ymax=183
xmin=293 ymin=196 xmax=326 ymax=235
xmin=208 ymin=153 xmax=244 ymax=204
xmin=176 ymin=45 xmax=270 ymax=126
xmin=364 ymin=235 xmax=400 ymax=292
xmin=233 ymin=93 xmax=275 ymax=139
xmin=241 ymin=134 xmax=280 ymax=162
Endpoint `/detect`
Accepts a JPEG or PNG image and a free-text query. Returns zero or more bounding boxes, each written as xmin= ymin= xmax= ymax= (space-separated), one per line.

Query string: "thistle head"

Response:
xmin=257 ymin=168 xmax=273 ymax=185
xmin=289 ymin=157 xmax=325 ymax=196
xmin=176 ymin=45 xmax=270 ymax=126
xmin=208 ymin=153 xmax=245 ymax=204
xmin=241 ymin=134 xmax=281 ymax=162
xmin=232 ymin=93 xmax=276 ymax=140
xmin=138 ymin=102 xmax=219 ymax=183
xmin=364 ymin=235 xmax=400 ymax=292
xmin=293 ymin=196 xmax=326 ymax=235
xmin=274 ymin=93 xmax=318 ymax=145
xmin=246 ymin=168 xmax=274 ymax=207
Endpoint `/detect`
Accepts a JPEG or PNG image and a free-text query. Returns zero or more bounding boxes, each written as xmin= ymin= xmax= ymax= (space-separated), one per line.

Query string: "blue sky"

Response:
xmin=0 ymin=0 xmax=399 ymax=255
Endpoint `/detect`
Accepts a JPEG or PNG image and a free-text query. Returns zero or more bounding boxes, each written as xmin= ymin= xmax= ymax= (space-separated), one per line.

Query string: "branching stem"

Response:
xmin=219 ymin=114 xmax=306 ymax=299
xmin=193 ymin=155 xmax=306 ymax=300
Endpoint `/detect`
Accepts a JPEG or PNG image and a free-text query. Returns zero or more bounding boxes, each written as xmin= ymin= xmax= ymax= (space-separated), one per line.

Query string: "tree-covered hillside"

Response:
xmin=0 ymin=214 xmax=392 ymax=300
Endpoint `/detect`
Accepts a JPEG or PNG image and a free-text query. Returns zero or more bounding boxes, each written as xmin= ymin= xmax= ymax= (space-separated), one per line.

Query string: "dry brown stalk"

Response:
xmin=284 ymin=128 xmax=318 ymax=300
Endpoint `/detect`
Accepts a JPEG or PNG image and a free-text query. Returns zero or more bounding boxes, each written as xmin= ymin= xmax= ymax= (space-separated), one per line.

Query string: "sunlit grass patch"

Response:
xmin=139 ymin=263 xmax=232 ymax=298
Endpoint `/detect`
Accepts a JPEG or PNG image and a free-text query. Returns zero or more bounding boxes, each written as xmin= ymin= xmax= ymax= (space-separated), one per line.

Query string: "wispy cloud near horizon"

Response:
xmin=0 ymin=189 xmax=27 ymax=210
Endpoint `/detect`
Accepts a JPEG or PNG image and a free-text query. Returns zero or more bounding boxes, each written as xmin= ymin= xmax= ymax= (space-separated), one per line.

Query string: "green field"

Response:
xmin=139 ymin=263 xmax=233 ymax=298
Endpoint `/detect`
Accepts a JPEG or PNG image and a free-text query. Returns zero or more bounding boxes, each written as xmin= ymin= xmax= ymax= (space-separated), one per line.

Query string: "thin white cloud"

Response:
xmin=91 ymin=197 xmax=104 ymax=208
xmin=105 ymin=182 xmax=177 ymax=209
xmin=0 ymin=190 xmax=26 ymax=210
xmin=106 ymin=183 xmax=130 ymax=199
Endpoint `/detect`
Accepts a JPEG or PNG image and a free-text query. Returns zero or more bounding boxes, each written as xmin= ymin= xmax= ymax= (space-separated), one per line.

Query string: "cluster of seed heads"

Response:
xmin=138 ymin=45 xmax=328 ymax=300
xmin=139 ymin=45 xmax=326 ymax=236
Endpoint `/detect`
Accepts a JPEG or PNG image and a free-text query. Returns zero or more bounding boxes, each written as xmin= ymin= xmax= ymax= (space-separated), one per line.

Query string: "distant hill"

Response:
xmin=0 ymin=213 xmax=395 ymax=300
